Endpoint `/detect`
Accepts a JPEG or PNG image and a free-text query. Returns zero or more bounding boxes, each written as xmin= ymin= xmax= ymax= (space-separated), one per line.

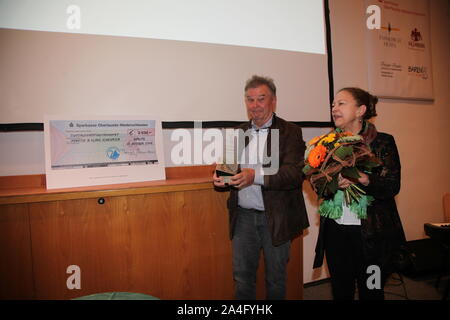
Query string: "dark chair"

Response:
xmin=438 ymin=193 xmax=450 ymax=299
xmin=424 ymin=198 xmax=450 ymax=301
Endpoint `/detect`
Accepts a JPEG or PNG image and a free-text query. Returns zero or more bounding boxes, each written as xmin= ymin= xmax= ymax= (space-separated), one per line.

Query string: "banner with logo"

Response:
xmin=365 ymin=0 xmax=433 ymax=100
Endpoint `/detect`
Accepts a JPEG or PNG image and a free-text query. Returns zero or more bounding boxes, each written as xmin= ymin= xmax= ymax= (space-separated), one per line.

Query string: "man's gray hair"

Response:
xmin=244 ymin=75 xmax=276 ymax=97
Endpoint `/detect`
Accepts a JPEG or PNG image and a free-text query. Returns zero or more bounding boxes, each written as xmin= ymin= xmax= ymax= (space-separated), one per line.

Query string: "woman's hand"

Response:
xmin=338 ymin=173 xmax=353 ymax=189
xmin=338 ymin=171 xmax=370 ymax=189
xmin=357 ymin=171 xmax=370 ymax=186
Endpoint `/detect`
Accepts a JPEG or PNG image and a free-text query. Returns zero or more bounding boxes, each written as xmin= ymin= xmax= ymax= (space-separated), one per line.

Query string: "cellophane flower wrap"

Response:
xmin=303 ymin=128 xmax=381 ymax=219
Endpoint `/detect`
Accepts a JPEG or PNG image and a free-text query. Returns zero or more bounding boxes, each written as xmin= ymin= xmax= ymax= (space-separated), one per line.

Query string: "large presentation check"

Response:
xmin=50 ymin=120 xmax=159 ymax=169
xmin=44 ymin=116 xmax=166 ymax=189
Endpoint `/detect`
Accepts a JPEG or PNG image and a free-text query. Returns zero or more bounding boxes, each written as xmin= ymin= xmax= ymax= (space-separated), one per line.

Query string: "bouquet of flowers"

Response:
xmin=303 ymin=129 xmax=381 ymax=219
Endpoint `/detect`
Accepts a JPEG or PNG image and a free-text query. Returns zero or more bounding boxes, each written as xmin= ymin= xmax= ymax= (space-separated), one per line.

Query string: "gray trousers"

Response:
xmin=232 ymin=207 xmax=290 ymax=300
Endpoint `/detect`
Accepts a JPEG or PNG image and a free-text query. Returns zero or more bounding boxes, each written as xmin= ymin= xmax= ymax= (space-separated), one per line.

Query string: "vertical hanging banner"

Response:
xmin=365 ymin=0 xmax=433 ymax=100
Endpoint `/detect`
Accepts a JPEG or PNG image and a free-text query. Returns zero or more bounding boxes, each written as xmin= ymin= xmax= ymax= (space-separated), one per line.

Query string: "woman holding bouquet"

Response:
xmin=312 ymin=87 xmax=407 ymax=300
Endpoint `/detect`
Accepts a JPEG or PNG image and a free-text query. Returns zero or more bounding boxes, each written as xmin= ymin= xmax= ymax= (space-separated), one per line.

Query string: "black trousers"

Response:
xmin=324 ymin=218 xmax=385 ymax=300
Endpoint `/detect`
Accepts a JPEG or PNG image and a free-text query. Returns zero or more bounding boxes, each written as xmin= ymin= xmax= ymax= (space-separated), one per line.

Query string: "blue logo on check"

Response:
xmin=107 ymin=147 xmax=120 ymax=160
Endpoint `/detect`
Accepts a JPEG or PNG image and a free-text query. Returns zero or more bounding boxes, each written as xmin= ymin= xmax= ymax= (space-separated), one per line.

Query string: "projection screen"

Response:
xmin=0 ymin=0 xmax=331 ymax=124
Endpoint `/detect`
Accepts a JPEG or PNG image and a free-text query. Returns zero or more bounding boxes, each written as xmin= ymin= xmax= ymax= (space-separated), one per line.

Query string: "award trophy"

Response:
xmin=215 ymin=162 xmax=239 ymax=184
xmin=215 ymin=135 xmax=239 ymax=184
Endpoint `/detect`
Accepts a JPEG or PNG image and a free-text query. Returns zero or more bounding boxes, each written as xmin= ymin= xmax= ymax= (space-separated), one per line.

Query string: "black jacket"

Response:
xmin=313 ymin=125 xmax=407 ymax=273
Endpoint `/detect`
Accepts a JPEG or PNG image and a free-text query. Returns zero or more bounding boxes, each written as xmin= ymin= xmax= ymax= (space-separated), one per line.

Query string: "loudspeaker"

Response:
xmin=401 ymin=239 xmax=445 ymax=277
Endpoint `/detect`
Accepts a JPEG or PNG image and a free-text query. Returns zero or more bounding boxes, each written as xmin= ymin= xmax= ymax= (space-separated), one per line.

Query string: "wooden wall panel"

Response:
xmin=2 ymin=180 xmax=303 ymax=300
xmin=0 ymin=174 xmax=45 ymax=190
xmin=119 ymin=190 xmax=234 ymax=299
xmin=28 ymin=190 xmax=236 ymax=299
xmin=287 ymin=236 xmax=303 ymax=299
xmin=29 ymin=197 xmax=130 ymax=299
xmin=0 ymin=204 xmax=34 ymax=299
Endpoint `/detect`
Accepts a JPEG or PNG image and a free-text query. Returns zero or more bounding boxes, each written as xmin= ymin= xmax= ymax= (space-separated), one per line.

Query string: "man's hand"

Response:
xmin=228 ymin=168 xmax=255 ymax=189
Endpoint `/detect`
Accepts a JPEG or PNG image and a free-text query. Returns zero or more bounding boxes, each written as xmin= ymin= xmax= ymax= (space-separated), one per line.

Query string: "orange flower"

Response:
xmin=308 ymin=144 xmax=327 ymax=168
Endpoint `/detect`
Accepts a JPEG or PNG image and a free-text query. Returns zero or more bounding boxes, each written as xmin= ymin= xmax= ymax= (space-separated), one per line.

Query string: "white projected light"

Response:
xmin=0 ymin=0 xmax=325 ymax=54
xmin=0 ymin=0 xmax=330 ymax=123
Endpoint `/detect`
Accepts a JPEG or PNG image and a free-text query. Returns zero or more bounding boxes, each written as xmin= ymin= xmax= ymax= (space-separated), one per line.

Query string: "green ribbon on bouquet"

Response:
xmin=318 ymin=189 xmax=374 ymax=220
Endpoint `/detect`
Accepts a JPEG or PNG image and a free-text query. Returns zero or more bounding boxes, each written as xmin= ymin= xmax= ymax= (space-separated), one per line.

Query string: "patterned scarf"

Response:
xmin=360 ymin=121 xmax=378 ymax=145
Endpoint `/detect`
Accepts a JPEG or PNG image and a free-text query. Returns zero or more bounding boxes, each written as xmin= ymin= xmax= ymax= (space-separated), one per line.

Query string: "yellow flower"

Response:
xmin=308 ymin=136 xmax=322 ymax=146
xmin=318 ymin=133 xmax=336 ymax=145
xmin=308 ymin=134 xmax=325 ymax=146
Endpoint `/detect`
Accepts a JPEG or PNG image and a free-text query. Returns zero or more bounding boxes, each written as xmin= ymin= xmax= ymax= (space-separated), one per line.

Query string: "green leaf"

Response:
xmin=318 ymin=181 xmax=327 ymax=198
xmin=335 ymin=146 xmax=353 ymax=160
xmin=357 ymin=159 xmax=380 ymax=168
xmin=327 ymin=175 xmax=339 ymax=195
xmin=302 ymin=164 xmax=312 ymax=174
xmin=341 ymin=167 xmax=361 ymax=179
xmin=337 ymin=135 xmax=362 ymax=143
xmin=365 ymin=161 xmax=381 ymax=169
